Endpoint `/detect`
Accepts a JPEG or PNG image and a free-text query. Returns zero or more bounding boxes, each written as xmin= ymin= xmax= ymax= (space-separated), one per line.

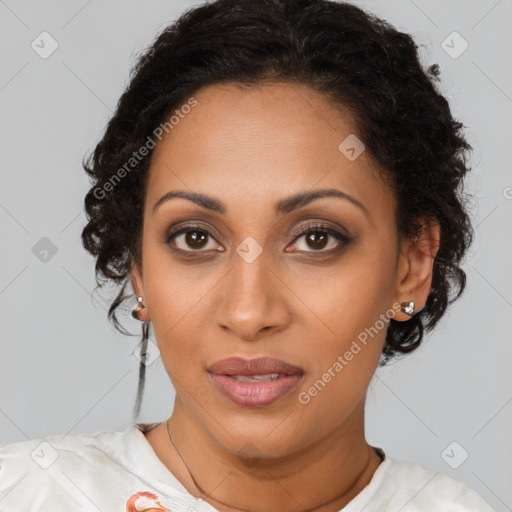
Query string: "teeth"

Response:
xmin=232 ymin=373 xmax=281 ymax=382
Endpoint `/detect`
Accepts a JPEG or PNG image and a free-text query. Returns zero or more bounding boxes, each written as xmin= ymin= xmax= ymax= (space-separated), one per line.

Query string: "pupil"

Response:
xmin=307 ymin=231 xmax=327 ymax=250
xmin=186 ymin=230 xmax=207 ymax=249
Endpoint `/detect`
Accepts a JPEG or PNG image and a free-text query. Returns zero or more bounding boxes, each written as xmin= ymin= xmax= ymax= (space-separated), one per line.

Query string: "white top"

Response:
xmin=0 ymin=422 xmax=496 ymax=511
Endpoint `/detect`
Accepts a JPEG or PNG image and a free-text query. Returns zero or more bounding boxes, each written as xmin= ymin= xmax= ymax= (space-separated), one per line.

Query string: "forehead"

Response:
xmin=145 ymin=82 xmax=395 ymax=223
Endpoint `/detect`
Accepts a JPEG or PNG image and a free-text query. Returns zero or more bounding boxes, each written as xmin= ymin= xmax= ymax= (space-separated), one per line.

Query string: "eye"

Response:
xmin=286 ymin=223 xmax=350 ymax=253
xmin=165 ymin=224 xmax=223 ymax=253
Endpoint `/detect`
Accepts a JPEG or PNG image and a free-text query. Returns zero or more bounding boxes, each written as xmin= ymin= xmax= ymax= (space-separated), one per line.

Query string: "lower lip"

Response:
xmin=208 ymin=373 xmax=303 ymax=407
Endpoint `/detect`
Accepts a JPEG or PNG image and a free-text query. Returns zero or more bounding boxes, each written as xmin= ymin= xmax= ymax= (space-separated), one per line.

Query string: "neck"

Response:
xmin=163 ymin=397 xmax=382 ymax=512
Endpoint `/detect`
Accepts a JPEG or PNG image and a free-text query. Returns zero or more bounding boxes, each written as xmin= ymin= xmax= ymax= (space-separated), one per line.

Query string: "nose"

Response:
xmin=214 ymin=248 xmax=290 ymax=341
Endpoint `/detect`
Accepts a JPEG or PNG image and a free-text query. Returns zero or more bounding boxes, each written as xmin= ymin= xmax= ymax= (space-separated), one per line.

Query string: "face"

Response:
xmin=131 ymin=82 xmax=432 ymax=458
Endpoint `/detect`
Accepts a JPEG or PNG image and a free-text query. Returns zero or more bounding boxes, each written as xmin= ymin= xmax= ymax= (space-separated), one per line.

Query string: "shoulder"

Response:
xmin=377 ymin=456 xmax=496 ymax=511
xmin=0 ymin=424 xmax=147 ymax=510
xmin=0 ymin=424 xmax=134 ymax=467
xmin=1 ymin=428 xmax=93 ymax=476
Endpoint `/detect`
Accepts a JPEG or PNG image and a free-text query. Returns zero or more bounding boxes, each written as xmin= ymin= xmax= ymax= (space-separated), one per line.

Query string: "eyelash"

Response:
xmin=164 ymin=222 xmax=351 ymax=257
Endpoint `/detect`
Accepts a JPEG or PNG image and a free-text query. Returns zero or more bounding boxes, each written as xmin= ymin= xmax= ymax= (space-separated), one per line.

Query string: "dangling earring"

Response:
xmin=400 ymin=301 xmax=415 ymax=317
xmin=131 ymin=296 xmax=150 ymax=421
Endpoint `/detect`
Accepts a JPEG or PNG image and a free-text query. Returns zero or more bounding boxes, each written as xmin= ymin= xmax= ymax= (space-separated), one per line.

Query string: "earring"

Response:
xmin=400 ymin=301 xmax=415 ymax=317
xmin=131 ymin=296 xmax=146 ymax=320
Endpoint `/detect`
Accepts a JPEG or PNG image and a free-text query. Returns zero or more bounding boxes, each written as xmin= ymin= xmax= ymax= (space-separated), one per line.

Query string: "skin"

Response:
xmin=130 ymin=81 xmax=440 ymax=512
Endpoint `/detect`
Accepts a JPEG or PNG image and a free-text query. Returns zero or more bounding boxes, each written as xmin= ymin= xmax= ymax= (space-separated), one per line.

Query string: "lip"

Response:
xmin=207 ymin=356 xmax=304 ymax=407
xmin=207 ymin=356 xmax=304 ymax=376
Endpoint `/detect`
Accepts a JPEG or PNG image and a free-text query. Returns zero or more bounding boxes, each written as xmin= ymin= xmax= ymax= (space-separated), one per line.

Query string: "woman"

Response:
xmin=0 ymin=0 xmax=496 ymax=510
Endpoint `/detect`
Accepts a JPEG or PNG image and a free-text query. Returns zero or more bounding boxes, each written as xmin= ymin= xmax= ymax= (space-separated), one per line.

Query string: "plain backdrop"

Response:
xmin=1 ymin=0 xmax=511 ymax=510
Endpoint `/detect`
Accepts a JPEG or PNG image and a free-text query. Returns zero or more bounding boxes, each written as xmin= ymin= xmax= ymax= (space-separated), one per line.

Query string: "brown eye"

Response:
xmin=165 ymin=225 xmax=221 ymax=252
xmin=288 ymin=224 xmax=351 ymax=254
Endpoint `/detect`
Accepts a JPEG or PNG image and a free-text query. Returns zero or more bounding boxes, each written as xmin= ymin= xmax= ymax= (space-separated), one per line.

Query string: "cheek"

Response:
xmin=297 ymin=250 xmax=393 ymax=348
xmin=140 ymin=254 xmax=207 ymax=370
xmin=290 ymin=246 xmax=394 ymax=413
xmin=294 ymin=310 xmax=387 ymax=434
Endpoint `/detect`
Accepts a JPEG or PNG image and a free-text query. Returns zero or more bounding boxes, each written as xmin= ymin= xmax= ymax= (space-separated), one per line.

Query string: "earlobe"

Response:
xmin=130 ymin=263 xmax=150 ymax=322
xmin=392 ymin=217 xmax=440 ymax=321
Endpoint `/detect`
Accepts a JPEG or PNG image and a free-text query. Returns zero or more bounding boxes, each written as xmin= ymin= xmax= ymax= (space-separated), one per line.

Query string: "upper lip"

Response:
xmin=207 ymin=356 xmax=304 ymax=376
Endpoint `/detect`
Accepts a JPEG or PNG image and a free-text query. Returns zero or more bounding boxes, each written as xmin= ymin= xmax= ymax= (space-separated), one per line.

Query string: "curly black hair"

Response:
xmin=81 ymin=0 xmax=474 ymax=419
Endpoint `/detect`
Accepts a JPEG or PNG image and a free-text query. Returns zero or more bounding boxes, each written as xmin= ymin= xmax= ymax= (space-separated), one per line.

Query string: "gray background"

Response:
xmin=1 ymin=0 xmax=511 ymax=510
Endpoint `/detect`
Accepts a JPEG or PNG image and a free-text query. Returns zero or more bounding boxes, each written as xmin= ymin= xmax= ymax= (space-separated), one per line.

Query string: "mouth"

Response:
xmin=207 ymin=356 xmax=304 ymax=407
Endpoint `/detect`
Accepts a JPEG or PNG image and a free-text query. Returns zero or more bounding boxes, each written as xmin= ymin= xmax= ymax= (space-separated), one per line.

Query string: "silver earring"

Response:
xmin=131 ymin=296 xmax=146 ymax=320
xmin=400 ymin=301 xmax=415 ymax=316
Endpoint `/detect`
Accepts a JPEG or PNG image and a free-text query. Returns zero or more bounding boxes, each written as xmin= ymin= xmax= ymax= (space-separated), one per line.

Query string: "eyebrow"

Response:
xmin=152 ymin=188 xmax=368 ymax=217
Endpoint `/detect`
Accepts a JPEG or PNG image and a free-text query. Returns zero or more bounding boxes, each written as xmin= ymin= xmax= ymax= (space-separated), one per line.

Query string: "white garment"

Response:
xmin=0 ymin=422 xmax=496 ymax=511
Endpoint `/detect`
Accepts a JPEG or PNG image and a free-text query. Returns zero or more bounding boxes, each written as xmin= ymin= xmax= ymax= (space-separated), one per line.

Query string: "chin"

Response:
xmin=206 ymin=413 xmax=307 ymax=460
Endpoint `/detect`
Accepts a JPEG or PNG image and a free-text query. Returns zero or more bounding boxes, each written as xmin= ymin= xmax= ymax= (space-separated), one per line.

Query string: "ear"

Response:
xmin=130 ymin=262 xmax=150 ymax=322
xmin=391 ymin=216 xmax=441 ymax=321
